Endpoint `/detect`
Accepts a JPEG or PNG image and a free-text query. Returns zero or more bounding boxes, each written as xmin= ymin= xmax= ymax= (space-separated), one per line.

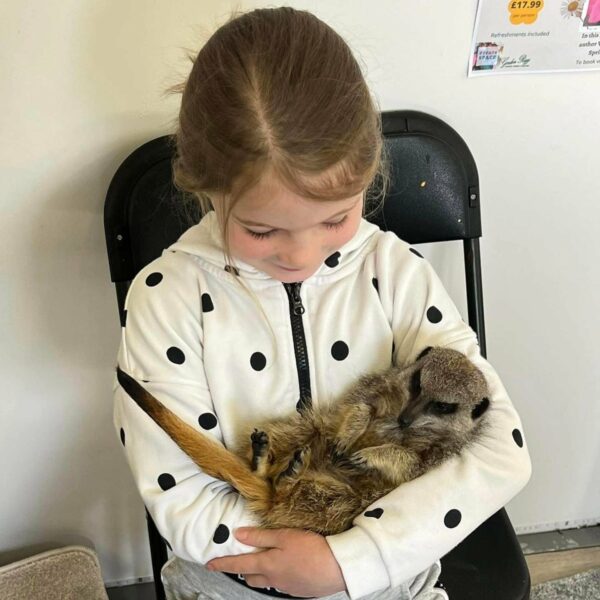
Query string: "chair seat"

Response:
xmin=439 ymin=509 xmax=530 ymax=599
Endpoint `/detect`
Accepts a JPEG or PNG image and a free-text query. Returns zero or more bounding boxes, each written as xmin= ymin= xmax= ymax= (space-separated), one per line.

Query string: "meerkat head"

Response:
xmin=397 ymin=346 xmax=490 ymax=435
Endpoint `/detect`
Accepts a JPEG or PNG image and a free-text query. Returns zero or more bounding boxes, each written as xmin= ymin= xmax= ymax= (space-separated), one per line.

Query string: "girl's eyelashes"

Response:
xmin=246 ymin=229 xmax=275 ymax=240
xmin=245 ymin=215 xmax=348 ymax=240
xmin=324 ymin=215 xmax=349 ymax=230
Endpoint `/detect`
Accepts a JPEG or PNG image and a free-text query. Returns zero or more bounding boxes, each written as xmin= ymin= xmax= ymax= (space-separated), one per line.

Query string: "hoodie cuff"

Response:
xmin=326 ymin=527 xmax=390 ymax=600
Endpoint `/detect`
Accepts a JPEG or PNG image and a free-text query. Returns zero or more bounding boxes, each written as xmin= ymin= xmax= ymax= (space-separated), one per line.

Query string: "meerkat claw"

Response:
xmin=251 ymin=430 xmax=269 ymax=455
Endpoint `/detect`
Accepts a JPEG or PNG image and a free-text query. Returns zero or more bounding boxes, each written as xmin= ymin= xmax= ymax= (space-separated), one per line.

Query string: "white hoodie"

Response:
xmin=113 ymin=210 xmax=531 ymax=599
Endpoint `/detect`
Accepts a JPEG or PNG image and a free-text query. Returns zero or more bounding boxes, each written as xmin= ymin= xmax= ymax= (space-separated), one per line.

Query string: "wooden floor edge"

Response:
xmin=525 ymin=546 xmax=600 ymax=586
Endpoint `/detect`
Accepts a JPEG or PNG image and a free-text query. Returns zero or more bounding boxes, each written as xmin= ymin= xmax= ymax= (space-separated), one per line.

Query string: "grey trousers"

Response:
xmin=161 ymin=555 xmax=449 ymax=600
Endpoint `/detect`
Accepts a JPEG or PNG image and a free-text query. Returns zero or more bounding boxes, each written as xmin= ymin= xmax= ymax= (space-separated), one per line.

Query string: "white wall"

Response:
xmin=2 ymin=0 xmax=598 ymax=586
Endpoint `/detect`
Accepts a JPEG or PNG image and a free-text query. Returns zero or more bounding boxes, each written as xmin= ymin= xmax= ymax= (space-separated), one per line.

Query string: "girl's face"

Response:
xmin=222 ymin=169 xmax=364 ymax=283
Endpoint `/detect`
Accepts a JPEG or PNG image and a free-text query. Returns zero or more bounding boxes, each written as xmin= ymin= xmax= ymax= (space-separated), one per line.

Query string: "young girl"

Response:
xmin=113 ymin=7 xmax=531 ymax=600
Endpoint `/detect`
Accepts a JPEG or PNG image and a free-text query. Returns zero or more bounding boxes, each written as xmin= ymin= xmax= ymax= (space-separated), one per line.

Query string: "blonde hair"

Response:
xmin=166 ymin=6 xmax=390 ymax=361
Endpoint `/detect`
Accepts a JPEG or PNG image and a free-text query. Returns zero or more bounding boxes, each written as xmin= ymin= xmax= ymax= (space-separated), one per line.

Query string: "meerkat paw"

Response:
xmin=250 ymin=429 xmax=270 ymax=473
xmin=349 ymin=445 xmax=418 ymax=484
xmin=347 ymin=448 xmax=373 ymax=468
xmin=275 ymin=446 xmax=311 ymax=485
xmin=331 ymin=447 xmax=371 ymax=471
xmin=251 ymin=429 xmax=269 ymax=453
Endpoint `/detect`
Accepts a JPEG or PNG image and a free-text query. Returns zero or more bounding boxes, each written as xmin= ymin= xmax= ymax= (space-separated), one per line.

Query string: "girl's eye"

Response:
xmin=324 ymin=215 xmax=348 ymax=230
xmin=245 ymin=215 xmax=348 ymax=240
xmin=246 ymin=229 xmax=275 ymax=240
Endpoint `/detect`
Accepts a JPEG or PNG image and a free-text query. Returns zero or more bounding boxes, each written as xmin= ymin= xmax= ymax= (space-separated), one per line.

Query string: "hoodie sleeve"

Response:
xmin=113 ymin=250 xmax=261 ymax=565
xmin=326 ymin=235 xmax=532 ymax=599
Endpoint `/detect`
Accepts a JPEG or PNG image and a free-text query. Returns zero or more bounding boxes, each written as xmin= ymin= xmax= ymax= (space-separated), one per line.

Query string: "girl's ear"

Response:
xmin=471 ymin=397 xmax=490 ymax=419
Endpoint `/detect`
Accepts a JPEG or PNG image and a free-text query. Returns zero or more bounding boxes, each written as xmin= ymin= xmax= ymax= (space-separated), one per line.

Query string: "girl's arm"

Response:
xmin=325 ymin=235 xmax=532 ymax=600
xmin=113 ymin=251 xmax=260 ymax=565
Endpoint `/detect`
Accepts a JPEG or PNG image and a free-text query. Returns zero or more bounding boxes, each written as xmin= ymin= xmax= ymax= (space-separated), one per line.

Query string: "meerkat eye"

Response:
xmin=430 ymin=401 xmax=458 ymax=415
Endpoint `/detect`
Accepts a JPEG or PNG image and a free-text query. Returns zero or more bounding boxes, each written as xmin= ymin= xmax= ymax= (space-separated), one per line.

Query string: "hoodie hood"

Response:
xmin=169 ymin=210 xmax=382 ymax=285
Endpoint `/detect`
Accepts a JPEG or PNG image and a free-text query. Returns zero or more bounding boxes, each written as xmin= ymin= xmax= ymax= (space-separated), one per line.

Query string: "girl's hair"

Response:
xmin=166 ymin=6 xmax=390 ymax=361
xmin=167 ymin=6 xmax=390 ymax=255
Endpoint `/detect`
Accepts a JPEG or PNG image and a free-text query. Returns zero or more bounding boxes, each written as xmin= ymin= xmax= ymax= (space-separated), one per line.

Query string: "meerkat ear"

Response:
xmin=471 ymin=397 xmax=490 ymax=419
xmin=416 ymin=346 xmax=433 ymax=361
xmin=409 ymin=368 xmax=422 ymax=396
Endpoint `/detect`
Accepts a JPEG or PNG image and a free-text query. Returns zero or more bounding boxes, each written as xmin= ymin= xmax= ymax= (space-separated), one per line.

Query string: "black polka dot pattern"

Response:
xmin=167 ymin=347 xmax=185 ymax=365
xmin=213 ymin=524 xmax=230 ymax=544
xmin=444 ymin=509 xmax=461 ymax=528
xmin=513 ymin=429 xmax=524 ymax=448
xmin=123 ymin=235 xmax=502 ymax=552
xmin=199 ymin=413 xmax=218 ymax=430
xmin=325 ymin=252 xmax=341 ymax=268
xmin=158 ymin=473 xmax=176 ymax=491
xmin=201 ymin=293 xmax=214 ymax=313
xmin=146 ymin=272 xmax=163 ymax=287
xmin=427 ymin=306 xmax=443 ymax=324
xmin=250 ymin=352 xmax=267 ymax=371
xmin=331 ymin=341 xmax=349 ymax=361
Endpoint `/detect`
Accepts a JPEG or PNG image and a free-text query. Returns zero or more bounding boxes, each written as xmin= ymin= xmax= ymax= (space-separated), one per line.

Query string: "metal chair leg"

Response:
xmin=146 ymin=509 xmax=168 ymax=600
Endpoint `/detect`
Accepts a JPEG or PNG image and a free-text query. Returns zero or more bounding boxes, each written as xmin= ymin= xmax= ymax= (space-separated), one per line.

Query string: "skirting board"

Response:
xmin=514 ymin=517 xmax=600 ymax=535
xmin=106 ymin=575 xmax=154 ymax=589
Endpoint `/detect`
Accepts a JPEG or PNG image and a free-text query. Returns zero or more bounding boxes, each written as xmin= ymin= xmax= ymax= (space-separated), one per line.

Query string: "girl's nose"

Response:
xmin=278 ymin=235 xmax=317 ymax=268
xmin=279 ymin=249 xmax=313 ymax=269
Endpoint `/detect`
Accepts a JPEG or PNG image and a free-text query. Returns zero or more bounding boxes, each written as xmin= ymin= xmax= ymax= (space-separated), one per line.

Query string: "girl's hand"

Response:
xmin=206 ymin=527 xmax=347 ymax=598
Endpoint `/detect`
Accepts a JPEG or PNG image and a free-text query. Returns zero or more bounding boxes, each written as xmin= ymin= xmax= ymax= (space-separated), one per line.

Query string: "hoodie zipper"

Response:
xmin=283 ymin=282 xmax=312 ymax=410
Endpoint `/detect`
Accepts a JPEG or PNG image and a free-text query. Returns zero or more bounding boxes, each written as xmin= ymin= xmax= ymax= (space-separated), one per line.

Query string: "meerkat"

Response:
xmin=116 ymin=346 xmax=490 ymax=536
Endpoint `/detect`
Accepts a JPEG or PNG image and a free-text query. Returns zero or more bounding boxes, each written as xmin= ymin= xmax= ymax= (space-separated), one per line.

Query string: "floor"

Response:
xmin=520 ymin=525 xmax=600 ymax=586
xmin=106 ymin=527 xmax=600 ymax=600
xmin=106 ymin=581 xmax=155 ymax=600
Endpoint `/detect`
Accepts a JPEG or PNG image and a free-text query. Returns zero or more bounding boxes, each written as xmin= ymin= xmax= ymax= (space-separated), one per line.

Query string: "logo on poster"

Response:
xmin=474 ymin=43 xmax=503 ymax=69
xmin=477 ymin=47 xmax=499 ymax=66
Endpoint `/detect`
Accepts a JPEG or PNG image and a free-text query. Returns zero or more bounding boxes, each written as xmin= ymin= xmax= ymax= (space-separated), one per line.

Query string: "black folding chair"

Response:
xmin=104 ymin=110 xmax=530 ymax=600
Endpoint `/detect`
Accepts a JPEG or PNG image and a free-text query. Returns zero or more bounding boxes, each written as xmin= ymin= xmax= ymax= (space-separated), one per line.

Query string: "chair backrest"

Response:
xmin=105 ymin=109 xmax=485 ymax=349
xmin=371 ymin=111 xmax=480 ymax=243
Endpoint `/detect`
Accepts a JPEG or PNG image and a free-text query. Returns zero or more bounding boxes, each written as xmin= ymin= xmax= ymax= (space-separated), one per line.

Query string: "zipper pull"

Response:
xmin=289 ymin=283 xmax=305 ymax=315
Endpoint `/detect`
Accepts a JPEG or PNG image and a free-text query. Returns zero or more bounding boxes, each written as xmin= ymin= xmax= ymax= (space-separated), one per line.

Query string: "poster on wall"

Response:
xmin=469 ymin=0 xmax=600 ymax=75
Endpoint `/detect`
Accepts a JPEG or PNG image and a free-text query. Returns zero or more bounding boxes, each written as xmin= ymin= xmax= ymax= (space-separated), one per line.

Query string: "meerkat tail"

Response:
xmin=116 ymin=366 xmax=271 ymax=505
